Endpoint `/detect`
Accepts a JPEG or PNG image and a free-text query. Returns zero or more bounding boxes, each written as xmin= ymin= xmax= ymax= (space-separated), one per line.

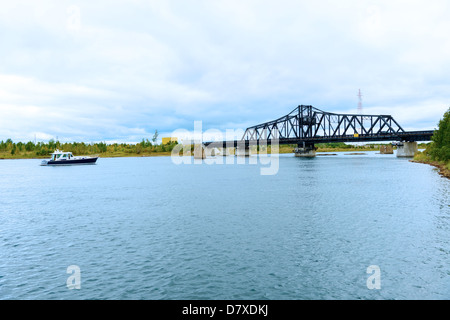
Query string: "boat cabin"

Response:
xmin=51 ymin=150 xmax=74 ymax=161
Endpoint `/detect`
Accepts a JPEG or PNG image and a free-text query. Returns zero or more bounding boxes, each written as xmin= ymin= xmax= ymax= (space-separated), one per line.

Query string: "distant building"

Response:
xmin=162 ymin=137 xmax=178 ymax=145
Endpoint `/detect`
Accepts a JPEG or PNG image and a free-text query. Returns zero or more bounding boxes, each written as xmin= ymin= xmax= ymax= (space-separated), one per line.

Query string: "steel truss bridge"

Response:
xmin=204 ymin=105 xmax=434 ymax=148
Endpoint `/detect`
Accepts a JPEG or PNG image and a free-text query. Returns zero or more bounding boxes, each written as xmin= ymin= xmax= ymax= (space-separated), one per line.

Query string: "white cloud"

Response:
xmin=0 ymin=0 xmax=449 ymax=142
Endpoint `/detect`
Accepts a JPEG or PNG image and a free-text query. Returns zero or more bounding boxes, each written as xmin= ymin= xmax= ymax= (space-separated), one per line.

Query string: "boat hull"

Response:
xmin=42 ymin=157 xmax=98 ymax=166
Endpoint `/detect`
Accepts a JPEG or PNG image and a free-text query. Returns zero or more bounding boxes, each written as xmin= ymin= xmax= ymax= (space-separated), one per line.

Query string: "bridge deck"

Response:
xmin=203 ymin=130 xmax=434 ymax=148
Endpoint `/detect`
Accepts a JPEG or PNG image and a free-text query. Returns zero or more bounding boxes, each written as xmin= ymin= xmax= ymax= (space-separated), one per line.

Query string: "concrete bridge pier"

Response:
xmin=226 ymin=147 xmax=236 ymax=156
xmin=194 ymin=144 xmax=206 ymax=159
xmin=295 ymin=143 xmax=316 ymax=158
xmin=380 ymin=145 xmax=394 ymax=154
xmin=396 ymin=142 xmax=418 ymax=158
xmin=236 ymin=145 xmax=250 ymax=157
xmin=220 ymin=147 xmax=233 ymax=156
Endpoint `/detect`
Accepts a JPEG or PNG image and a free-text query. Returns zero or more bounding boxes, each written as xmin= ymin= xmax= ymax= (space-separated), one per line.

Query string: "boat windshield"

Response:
xmin=51 ymin=154 xmax=62 ymax=161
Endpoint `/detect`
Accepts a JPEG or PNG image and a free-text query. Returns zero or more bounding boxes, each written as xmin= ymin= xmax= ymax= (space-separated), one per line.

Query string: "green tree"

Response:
xmin=5 ymin=139 xmax=13 ymax=151
xmin=25 ymin=141 xmax=35 ymax=151
xmin=98 ymin=142 xmax=107 ymax=153
xmin=48 ymin=139 xmax=56 ymax=150
xmin=152 ymin=130 xmax=159 ymax=144
xmin=135 ymin=143 xmax=142 ymax=154
xmin=429 ymin=107 xmax=450 ymax=162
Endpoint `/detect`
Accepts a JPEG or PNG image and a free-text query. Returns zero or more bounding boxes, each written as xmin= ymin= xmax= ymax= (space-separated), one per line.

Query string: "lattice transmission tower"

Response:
xmin=357 ymin=89 xmax=363 ymax=114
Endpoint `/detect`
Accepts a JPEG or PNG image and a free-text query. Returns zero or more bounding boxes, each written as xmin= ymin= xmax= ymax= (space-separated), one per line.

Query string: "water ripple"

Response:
xmin=0 ymin=155 xmax=449 ymax=299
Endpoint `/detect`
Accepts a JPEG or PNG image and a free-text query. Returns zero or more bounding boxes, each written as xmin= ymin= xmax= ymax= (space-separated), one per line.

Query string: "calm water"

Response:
xmin=0 ymin=152 xmax=449 ymax=300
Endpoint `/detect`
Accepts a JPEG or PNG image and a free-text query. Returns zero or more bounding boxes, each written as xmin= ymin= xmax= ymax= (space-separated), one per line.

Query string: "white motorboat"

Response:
xmin=40 ymin=149 xmax=98 ymax=166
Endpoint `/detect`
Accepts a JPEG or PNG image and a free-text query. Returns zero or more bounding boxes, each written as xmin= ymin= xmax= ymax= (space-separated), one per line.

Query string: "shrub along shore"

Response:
xmin=412 ymin=107 xmax=450 ymax=179
xmin=0 ymin=140 xmax=410 ymax=160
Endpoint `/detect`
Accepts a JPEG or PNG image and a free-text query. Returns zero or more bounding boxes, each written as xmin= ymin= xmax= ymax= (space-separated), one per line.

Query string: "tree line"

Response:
xmin=425 ymin=107 xmax=450 ymax=162
xmin=0 ymin=138 xmax=179 ymax=157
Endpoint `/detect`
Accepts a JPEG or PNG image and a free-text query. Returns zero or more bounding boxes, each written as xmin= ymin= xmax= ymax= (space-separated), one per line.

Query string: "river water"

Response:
xmin=0 ymin=151 xmax=449 ymax=300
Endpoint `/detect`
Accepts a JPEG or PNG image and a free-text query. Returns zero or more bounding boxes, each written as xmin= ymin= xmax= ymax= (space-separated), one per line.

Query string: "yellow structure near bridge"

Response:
xmin=162 ymin=137 xmax=178 ymax=145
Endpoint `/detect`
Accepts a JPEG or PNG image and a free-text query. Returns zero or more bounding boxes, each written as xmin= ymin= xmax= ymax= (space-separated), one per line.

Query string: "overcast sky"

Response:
xmin=1 ymin=0 xmax=449 ymax=143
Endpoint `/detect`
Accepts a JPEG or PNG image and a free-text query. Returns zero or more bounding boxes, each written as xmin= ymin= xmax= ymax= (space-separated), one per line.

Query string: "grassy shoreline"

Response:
xmin=411 ymin=159 xmax=450 ymax=179
xmin=0 ymin=151 xmax=174 ymax=160
xmin=0 ymin=146 xmax=384 ymax=160
xmin=411 ymin=152 xmax=450 ymax=179
xmin=2 ymin=140 xmax=419 ymax=160
xmin=5 ymin=146 xmax=450 ymax=180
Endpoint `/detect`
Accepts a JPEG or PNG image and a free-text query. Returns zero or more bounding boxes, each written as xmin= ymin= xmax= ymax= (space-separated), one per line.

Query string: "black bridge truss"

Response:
xmin=204 ymin=105 xmax=434 ymax=148
xmin=241 ymin=105 xmax=433 ymax=145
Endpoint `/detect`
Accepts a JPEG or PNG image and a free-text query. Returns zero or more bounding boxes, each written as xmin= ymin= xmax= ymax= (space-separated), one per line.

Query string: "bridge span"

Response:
xmin=200 ymin=105 xmax=434 ymax=158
